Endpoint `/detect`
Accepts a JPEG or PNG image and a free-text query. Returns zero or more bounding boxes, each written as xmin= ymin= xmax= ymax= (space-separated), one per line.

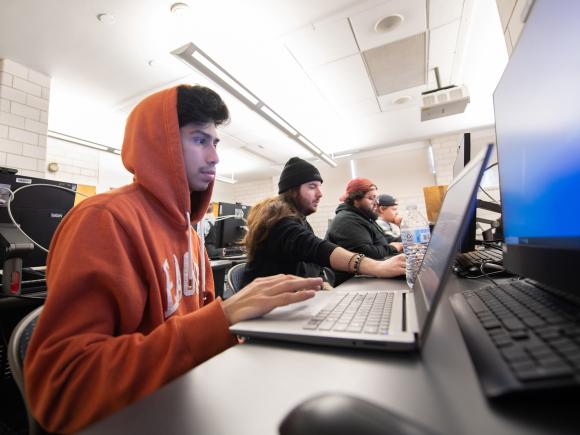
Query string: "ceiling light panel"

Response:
xmin=309 ymin=54 xmax=376 ymax=105
xmin=363 ymin=33 xmax=426 ymax=96
xmin=172 ymin=42 xmax=337 ymax=167
xmin=189 ymin=50 xmax=260 ymax=106
xmin=283 ymin=18 xmax=359 ymax=69
xmin=349 ymin=0 xmax=426 ymax=51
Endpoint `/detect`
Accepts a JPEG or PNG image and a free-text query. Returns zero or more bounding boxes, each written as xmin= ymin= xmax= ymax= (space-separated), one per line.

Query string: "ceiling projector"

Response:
xmin=420 ymin=84 xmax=470 ymax=121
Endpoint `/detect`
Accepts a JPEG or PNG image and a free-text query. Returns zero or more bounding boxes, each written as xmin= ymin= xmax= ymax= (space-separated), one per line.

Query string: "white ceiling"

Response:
xmin=0 ymin=0 xmax=508 ymax=182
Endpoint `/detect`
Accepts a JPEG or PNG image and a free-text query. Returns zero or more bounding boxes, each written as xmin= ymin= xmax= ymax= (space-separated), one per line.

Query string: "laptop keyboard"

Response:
xmin=455 ymin=248 xmax=503 ymax=270
xmin=451 ymin=279 xmax=580 ymax=397
xmin=303 ymin=292 xmax=394 ymax=334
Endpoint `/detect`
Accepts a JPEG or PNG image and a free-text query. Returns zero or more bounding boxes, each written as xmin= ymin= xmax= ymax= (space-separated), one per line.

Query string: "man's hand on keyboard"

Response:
xmin=222 ymin=274 xmax=322 ymax=325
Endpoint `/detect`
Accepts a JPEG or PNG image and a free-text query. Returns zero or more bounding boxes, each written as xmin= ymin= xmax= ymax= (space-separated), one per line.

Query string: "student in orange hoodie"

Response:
xmin=24 ymin=85 xmax=323 ymax=434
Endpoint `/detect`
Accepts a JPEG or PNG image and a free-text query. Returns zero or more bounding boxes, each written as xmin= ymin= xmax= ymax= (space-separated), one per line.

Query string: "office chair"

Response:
xmin=226 ymin=262 xmax=247 ymax=294
xmin=8 ymin=305 xmax=49 ymax=435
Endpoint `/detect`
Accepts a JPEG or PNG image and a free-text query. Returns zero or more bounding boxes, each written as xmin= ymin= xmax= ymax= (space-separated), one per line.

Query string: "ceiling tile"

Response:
xmin=428 ymin=19 xmax=461 ymax=87
xmin=309 ymin=54 xmax=376 ymax=104
xmin=284 ymin=18 xmax=359 ymax=69
xmin=377 ymin=84 xmax=427 ymax=112
xmin=334 ymin=97 xmax=381 ymax=118
xmin=363 ymin=32 xmax=426 ymax=96
xmin=349 ymin=0 xmax=427 ymax=51
xmin=429 ymin=0 xmax=464 ymax=29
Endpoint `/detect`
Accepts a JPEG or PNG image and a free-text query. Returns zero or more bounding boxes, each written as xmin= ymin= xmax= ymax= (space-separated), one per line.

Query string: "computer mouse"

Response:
xmin=279 ymin=393 xmax=440 ymax=435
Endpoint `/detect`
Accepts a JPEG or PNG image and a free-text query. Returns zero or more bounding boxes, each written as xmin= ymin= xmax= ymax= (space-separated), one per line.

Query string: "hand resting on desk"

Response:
xmin=222 ymin=275 xmax=322 ymax=325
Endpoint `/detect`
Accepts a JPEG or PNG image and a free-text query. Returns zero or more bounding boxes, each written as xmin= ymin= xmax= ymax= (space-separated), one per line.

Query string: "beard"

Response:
xmin=297 ymin=197 xmax=317 ymax=216
xmin=288 ymin=190 xmax=316 ymax=216
xmin=360 ymin=203 xmax=378 ymax=220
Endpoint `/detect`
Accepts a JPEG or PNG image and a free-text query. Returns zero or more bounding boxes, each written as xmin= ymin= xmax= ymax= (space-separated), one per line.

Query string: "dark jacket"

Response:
xmin=242 ymin=217 xmax=337 ymax=287
xmin=325 ymin=203 xmax=398 ymax=285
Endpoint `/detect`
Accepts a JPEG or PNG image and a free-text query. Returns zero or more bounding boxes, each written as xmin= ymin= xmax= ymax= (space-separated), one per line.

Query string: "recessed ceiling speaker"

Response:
xmin=374 ymin=14 xmax=404 ymax=33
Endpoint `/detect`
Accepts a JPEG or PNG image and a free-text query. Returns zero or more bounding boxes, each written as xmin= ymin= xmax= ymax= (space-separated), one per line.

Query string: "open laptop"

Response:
xmin=230 ymin=144 xmax=493 ymax=351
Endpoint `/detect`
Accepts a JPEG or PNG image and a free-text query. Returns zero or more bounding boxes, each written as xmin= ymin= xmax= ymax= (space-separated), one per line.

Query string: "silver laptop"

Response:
xmin=230 ymin=144 xmax=493 ymax=351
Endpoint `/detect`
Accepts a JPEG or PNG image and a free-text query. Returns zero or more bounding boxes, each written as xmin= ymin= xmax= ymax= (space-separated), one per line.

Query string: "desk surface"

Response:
xmin=80 ymin=275 xmax=579 ymax=435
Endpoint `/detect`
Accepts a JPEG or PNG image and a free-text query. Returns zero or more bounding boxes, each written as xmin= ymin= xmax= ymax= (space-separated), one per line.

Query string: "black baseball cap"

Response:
xmin=378 ymin=194 xmax=397 ymax=207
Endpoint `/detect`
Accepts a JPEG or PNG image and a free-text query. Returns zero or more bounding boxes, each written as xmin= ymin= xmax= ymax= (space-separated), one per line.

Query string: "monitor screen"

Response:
xmin=215 ymin=202 xmax=250 ymax=250
xmin=0 ymin=171 xmax=77 ymax=269
xmin=493 ymin=0 xmax=580 ymax=293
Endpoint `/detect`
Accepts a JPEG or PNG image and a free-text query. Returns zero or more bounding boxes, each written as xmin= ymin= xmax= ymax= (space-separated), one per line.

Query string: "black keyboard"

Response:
xmin=450 ymin=279 xmax=580 ymax=397
xmin=455 ymin=248 xmax=503 ymax=271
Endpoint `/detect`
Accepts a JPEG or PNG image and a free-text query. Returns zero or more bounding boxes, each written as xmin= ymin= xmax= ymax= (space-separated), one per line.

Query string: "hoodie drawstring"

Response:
xmin=186 ymin=211 xmax=206 ymax=304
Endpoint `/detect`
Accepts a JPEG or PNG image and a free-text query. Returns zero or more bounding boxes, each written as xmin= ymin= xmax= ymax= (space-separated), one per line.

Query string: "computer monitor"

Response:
xmin=452 ymin=133 xmax=471 ymax=180
xmin=493 ymin=0 xmax=580 ymax=293
xmin=0 ymin=171 xmax=77 ymax=269
xmin=215 ymin=202 xmax=250 ymax=250
xmin=452 ymin=133 xmax=502 ymax=252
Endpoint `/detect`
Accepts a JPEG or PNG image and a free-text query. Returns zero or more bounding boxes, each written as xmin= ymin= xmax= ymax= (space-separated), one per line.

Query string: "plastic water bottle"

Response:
xmin=400 ymin=205 xmax=431 ymax=288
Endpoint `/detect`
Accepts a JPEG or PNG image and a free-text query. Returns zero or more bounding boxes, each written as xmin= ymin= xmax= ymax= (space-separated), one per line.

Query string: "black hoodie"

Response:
xmin=325 ymin=203 xmax=398 ymax=285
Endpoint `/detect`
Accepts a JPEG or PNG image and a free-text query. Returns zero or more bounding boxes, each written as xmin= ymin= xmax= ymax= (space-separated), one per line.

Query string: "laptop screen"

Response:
xmin=413 ymin=145 xmax=492 ymax=341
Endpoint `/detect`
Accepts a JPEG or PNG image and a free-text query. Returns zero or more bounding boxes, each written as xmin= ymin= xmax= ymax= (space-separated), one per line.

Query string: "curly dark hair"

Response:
xmin=177 ymin=85 xmax=230 ymax=127
xmin=344 ymin=185 xmax=377 ymax=206
xmin=243 ymin=188 xmax=302 ymax=261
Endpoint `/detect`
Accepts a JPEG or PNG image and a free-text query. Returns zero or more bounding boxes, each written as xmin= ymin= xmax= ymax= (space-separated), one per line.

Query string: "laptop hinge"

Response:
xmin=402 ymin=292 xmax=407 ymax=332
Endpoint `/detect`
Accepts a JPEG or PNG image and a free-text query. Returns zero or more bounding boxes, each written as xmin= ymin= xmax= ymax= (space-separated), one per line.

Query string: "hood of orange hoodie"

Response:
xmin=121 ymin=86 xmax=213 ymax=226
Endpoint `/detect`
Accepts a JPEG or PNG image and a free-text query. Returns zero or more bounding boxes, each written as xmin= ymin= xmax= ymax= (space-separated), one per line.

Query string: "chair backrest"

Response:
xmin=226 ymin=262 xmax=247 ymax=294
xmin=8 ymin=305 xmax=47 ymax=435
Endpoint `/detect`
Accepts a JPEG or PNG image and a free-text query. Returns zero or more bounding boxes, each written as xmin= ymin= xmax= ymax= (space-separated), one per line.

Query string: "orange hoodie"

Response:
xmin=24 ymin=86 xmax=238 ymax=433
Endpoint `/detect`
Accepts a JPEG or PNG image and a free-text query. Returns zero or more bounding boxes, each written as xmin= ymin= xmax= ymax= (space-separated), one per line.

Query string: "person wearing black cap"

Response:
xmin=242 ymin=157 xmax=406 ymax=288
xmin=325 ymin=179 xmax=403 ymax=285
xmin=376 ymin=194 xmax=403 ymax=243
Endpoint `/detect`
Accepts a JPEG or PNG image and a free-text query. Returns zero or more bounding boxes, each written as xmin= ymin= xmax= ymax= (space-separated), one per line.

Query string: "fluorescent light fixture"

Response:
xmin=190 ymin=51 xmax=260 ymax=106
xmin=427 ymin=144 xmax=436 ymax=175
xmin=350 ymin=159 xmax=357 ymax=179
xmin=172 ymin=42 xmax=337 ymax=168
xmin=259 ymin=106 xmax=298 ymax=136
xmin=319 ymin=153 xmax=338 ymax=168
xmin=297 ymin=136 xmax=322 ymax=155
xmin=48 ymin=130 xmax=118 ymax=153
xmin=333 ymin=152 xmax=353 ymax=159
xmin=215 ymin=174 xmax=237 ymax=184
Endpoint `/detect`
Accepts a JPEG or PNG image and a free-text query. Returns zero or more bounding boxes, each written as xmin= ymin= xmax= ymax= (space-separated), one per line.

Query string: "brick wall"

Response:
xmin=233 ymin=177 xmax=277 ymax=208
xmin=0 ymin=59 xmax=50 ymax=177
xmin=43 ymin=136 xmax=135 ymax=192
xmin=430 ymin=128 xmax=497 ymax=186
xmin=430 ymin=128 xmax=501 ymax=235
xmin=45 ymin=136 xmax=100 ymax=185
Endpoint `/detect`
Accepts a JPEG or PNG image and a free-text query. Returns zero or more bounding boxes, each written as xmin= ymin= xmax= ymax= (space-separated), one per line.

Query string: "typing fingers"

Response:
xmin=265 ymin=276 xmax=323 ymax=296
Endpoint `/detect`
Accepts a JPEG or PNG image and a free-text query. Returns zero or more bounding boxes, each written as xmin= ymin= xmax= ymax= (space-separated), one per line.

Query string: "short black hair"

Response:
xmin=344 ymin=191 xmax=366 ymax=206
xmin=177 ymin=85 xmax=230 ymax=127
